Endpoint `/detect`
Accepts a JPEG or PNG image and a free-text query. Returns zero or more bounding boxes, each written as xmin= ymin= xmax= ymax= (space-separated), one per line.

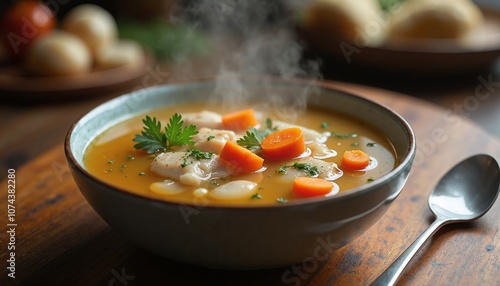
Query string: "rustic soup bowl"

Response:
xmin=65 ymin=79 xmax=416 ymax=269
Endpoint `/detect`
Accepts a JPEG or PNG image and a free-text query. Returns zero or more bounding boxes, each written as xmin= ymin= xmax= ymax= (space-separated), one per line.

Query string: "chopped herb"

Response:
xmin=321 ymin=122 xmax=329 ymax=129
xmin=126 ymin=155 xmax=135 ymax=161
xmin=331 ymin=132 xmax=357 ymax=138
xmin=209 ymin=180 xmax=220 ymax=186
xmin=181 ymin=148 xmax=214 ymax=167
xmin=250 ymin=193 xmax=263 ymax=200
xmin=276 ymin=197 xmax=288 ymax=204
xmin=106 ymin=168 xmax=114 ymax=173
xmin=367 ymin=177 xmax=375 ymax=182
xmin=121 ymin=164 xmax=127 ymax=168
xmin=276 ymin=166 xmax=287 ymax=174
xmin=139 ymin=172 xmax=146 ymax=176
xmin=107 ymin=160 xmax=115 ymax=165
xmin=265 ymin=118 xmax=277 ymax=131
xmin=277 ymin=162 xmax=319 ymax=177
xmin=367 ymin=142 xmax=376 ymax=147
xmin=237 ymin=118 xmax=277 ymax=150
xmin=351 ymin=142 xmax=359 ymax=146
xmin=207 ymin=135 xmax=215 ymax=141
xmin=133 ymin=114 xmax=199 ymax=154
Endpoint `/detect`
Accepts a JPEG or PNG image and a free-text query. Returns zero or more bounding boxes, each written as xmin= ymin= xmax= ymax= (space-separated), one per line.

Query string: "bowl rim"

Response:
xmin=64 ymin=77 xmax=416 ymax=210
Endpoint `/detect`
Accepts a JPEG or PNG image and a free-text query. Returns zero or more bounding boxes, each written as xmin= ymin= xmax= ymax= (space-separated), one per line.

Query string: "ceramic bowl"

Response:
xmin=65 ymin=78 xmax=416 ymax=269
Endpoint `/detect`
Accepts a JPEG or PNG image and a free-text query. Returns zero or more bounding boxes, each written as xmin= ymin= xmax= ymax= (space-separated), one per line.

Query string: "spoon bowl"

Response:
xmin=372 ymin=154 xmax=500 ymax=286
xmin=430 ymin=154 xmax=500 ymax=221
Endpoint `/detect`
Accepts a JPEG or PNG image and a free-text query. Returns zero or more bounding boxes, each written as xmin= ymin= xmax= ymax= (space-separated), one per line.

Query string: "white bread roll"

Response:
xmin=305 ymin=0 xmax=386 ymax=46
xmin=94 ymin=40 xmax=144 ymax=69
xmin=25 ymin=31 xmax=92 ymax=76
xmin=387 ymin=0 xmax=484 ymax=39
xmin=62 ymin=4 xmax=118 ymax=58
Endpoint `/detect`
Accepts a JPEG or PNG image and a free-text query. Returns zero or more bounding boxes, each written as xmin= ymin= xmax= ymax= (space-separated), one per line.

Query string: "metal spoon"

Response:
xmin=371 ymin=154 xmax=500 ymax=286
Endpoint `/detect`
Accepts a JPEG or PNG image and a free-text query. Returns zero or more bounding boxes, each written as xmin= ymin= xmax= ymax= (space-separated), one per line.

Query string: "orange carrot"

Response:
xmin=292 ymin=177 xmax=333 ymax=198
xmin=220 ymin=141 xmax=264 ymax=174
xmin=261 ymin=127 xmax=306 ymax=160
xmin=341 ymin=150 xmax=370 ymax=170
xmin=221 ymin=109 xmax=258 ymax=131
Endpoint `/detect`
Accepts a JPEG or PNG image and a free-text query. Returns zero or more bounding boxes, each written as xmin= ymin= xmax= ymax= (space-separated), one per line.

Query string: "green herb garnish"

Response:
xmin=367 ymin=142 xmax=376 ymax=147
xmin=237 ymin=127 xmax=263 ymax=151
xmin=207 ymin=135 xmax=215 ymax=141
xmin=133 ymin=114 xmax=198 ymax=154
xmin=331 ymin=132 xmax=357 ymax=138
xmin=277 ymin=162 xmax=319 ymax=177
xmin=321 ymin=122 xmax=329 ymax=129
xmin=237 ymin=118 xmax=277 ymax=150
xmin=276 ymin=197 xmax=288 ymax=204
xmin=250 ymin=193 xmax=263 ymax=200
xmin=367 ymin=177 xmax=375 ymax=182
xmin=181 ymin=148 xmax=214 ymax=167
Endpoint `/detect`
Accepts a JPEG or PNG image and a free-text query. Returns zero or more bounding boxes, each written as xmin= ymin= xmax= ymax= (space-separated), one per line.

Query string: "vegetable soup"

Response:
xmin=84 ymin=101 xmax=397 ymax=206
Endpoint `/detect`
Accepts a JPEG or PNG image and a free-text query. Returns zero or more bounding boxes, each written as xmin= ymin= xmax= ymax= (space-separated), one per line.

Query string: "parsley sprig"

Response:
xmin=133 ymin=114 xmax=198 ymax=154
xmin=237 ymin=118 xmax=277 ymax=151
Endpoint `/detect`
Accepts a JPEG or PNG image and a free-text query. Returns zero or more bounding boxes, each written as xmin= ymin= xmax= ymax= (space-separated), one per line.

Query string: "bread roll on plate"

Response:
xmin=305 ymin=0 xmax=386 ymax=46
xmin=62 ymin=4 xmax=118 ymax=58
xmin=387 ymin=0 xmax=484 ymax=39
xmin=25 ymin=31 xmax=92 ymax=76
xmin=94 ymin=40 xmax=144 ymax=69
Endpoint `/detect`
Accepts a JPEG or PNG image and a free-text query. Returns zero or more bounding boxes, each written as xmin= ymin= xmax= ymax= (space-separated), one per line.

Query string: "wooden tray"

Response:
xmin=1 ymin=81 xmax=499 ymax=285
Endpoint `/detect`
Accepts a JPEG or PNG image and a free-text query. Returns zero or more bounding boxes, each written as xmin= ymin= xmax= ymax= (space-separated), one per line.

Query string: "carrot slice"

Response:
xmin=261 ymin=127 xmax=306 ymax=160
xmin=220 ymin=141 xmax=264 ymax=174
xmin=292 ymin=177 xmax=333 ymax=198
xmin=341 ymin=150 xmax=370 ymax=170
xmin=221 ymin=109 xmax=258 ymax=131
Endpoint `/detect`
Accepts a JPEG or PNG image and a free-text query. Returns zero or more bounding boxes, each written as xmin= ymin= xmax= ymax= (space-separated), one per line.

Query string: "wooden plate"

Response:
xmin=296 ymin=2 xmax=500 ymax=75
xmin=0 ymin=49 xmax=154 ymax=102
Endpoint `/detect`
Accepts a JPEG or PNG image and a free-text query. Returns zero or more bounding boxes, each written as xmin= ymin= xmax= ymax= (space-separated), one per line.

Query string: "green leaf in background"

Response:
xmin=378 ymin=0 xmax=408 ymax=11
xmin=117 ymin=19 xmax=210 ymax=60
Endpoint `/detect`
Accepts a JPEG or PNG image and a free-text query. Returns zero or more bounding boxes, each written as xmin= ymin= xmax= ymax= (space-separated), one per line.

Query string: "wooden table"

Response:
xmin=1 ymin=80 xmax=499 ymax=286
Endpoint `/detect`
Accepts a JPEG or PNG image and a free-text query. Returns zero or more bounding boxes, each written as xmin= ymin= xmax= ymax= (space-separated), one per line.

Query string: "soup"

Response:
xmin=84 ymin=101 xmax=396 ymax=206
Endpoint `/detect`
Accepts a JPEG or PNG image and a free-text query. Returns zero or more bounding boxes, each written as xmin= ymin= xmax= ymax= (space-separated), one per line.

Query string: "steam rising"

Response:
xmin=173 ymin=0 xmax=322 ymax=121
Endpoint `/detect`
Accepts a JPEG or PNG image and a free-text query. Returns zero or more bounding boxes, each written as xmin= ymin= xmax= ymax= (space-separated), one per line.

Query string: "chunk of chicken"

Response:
xmin=192 ymin=127 xmax=238 ymax=155
xmin=151 ymin=151 xmax=229 ymax=186
xmin=182 ymin=110 xmax=223 ymax=129
xmin=308 ymin=141 xmax=337 ymax=159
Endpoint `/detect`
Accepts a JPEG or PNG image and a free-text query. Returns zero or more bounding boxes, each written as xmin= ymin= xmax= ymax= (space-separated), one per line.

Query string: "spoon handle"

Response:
xmin=371 ymin=217 xmax=448 ymax=286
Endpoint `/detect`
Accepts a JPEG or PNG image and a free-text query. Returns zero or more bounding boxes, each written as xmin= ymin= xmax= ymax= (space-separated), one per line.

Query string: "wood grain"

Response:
xmin=1 ymin=81 xmax=499 ymax=286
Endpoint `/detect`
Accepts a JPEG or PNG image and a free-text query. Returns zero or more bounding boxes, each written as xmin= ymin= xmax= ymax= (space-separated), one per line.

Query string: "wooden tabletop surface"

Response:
xmin=1 ymin=78 xmax=499 ymax=285
xmin=1 ymin=13 xmax=500 ymax=283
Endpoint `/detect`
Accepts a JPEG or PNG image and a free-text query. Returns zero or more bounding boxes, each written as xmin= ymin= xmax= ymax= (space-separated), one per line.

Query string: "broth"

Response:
xmin=84 ymin=101 xmax=397 ymax=206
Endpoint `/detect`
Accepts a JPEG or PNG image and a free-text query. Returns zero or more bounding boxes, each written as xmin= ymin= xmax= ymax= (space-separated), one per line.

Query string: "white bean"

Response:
xmin=209 ymin=180 xmax=257 ymax=200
